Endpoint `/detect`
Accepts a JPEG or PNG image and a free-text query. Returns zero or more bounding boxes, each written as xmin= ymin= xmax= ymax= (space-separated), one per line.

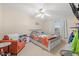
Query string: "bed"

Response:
xmin=30 ymin=30 xmax=61 ymax=51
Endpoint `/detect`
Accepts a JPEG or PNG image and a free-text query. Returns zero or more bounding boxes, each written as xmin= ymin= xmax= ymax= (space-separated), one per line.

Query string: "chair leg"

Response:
xmin=0 ymin=49 xmax=5 ymax=56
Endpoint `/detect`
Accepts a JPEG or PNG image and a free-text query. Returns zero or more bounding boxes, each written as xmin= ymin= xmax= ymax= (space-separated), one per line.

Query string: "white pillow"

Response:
xmin=8 ymin=33 xmax=21 ymax=40
xmin=0 ymin=34 xmax=3 ymax=40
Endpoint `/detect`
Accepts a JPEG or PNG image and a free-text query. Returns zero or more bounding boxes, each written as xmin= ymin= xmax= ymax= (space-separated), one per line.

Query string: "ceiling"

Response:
xmin=2 ymin=3 xmax=76 ymax=20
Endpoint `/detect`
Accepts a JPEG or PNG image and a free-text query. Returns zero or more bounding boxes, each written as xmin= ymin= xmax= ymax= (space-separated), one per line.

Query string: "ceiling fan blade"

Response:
xmin=45 ymin=13 xmax=50 ymax=16
xmin=41 ymin=9 xmax=46 ymax=13
xmin=41 ymin=14 xmax=45 ymax=18
xmin=35 ymin=13 xmax=42 ymax=17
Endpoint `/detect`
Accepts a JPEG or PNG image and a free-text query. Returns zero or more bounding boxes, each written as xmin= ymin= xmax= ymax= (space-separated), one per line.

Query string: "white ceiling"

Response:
xmin=2 ymin=3 xmax=76 ymax=20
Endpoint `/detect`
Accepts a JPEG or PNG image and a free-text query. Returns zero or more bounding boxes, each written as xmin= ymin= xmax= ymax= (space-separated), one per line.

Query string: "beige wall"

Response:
xmin=40 ymin=20 xmax=50 ymax=34
xmin=1 ymin=4 xmax=42 ymax=35
xmin=40 ymin=17 xmax=76 ymax=39
xmin=0 ymin=4 xmax=2 ymax=33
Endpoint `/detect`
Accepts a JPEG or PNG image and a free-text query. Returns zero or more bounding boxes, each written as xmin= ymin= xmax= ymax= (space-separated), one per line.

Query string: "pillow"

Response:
xmin=3 ymin=35 xmax=9 ymax=40
xmin=0 ymin=37 xmax=2 ymax=40
xmin=7 ymin=33 xmax=21 ymax=40
xmin=18 ymin=39 xmax=22 ymax=42
xmin=0 ymin=35 xmax=3 ymax=40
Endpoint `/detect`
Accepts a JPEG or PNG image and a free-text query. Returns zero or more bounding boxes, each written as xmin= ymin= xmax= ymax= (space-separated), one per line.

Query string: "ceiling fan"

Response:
xmin=35 ymin=8 xmax=50 ymax=18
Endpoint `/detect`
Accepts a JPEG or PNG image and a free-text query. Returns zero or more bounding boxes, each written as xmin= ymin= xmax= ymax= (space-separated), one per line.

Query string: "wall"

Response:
xmin=40 ymin=18 xmax=66 ymax=37
xmin=1 ymin=4 xmax=42 ymax=35
xmin=0 ymin=4 xmax=2 ymax=33
xmin=40 ymin=16 xmax=76 ymax=39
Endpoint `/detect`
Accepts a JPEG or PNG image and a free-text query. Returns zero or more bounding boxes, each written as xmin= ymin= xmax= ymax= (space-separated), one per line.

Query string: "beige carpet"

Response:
xmin=18 ymin=42 xmax=53 ymax=56
xmin=18 ymin=39 xmax=67 ymax=56
xmin=50 ymin=40 xmax=67 ymax=56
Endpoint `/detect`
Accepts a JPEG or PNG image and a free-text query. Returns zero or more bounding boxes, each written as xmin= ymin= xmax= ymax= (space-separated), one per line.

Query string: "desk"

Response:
xmin=0 ymin=42 xmax=11 ymax=56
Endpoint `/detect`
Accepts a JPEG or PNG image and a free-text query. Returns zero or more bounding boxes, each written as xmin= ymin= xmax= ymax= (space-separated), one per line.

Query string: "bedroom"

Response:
xmin=0 ymin=3 xmax=79 ymax=56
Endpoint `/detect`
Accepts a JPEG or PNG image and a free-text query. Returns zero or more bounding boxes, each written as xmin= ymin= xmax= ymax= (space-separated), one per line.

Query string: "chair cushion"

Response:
xmin=3 ymin=35 xmax=9 ymax=40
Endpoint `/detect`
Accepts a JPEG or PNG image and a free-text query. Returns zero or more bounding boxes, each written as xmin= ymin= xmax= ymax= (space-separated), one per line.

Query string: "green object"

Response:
xmin=75 ymin=39 xmax=79 ymax=53
xmin=72 ymin=29 xmax=78 ymax=53
xmin=71 ymin=29 xmax=79 ymax=54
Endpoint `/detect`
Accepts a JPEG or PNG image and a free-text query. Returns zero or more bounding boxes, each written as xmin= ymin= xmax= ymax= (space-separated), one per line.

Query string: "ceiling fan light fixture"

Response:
xmin=41 ymin=14 xmax=45 ymax=18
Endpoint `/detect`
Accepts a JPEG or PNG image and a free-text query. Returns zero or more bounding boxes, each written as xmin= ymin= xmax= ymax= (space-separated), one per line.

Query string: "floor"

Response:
xmin=18 ymin=42 xmax=53 ymax=56
xmin=18 ymin=39 xmax=67 ymax=56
